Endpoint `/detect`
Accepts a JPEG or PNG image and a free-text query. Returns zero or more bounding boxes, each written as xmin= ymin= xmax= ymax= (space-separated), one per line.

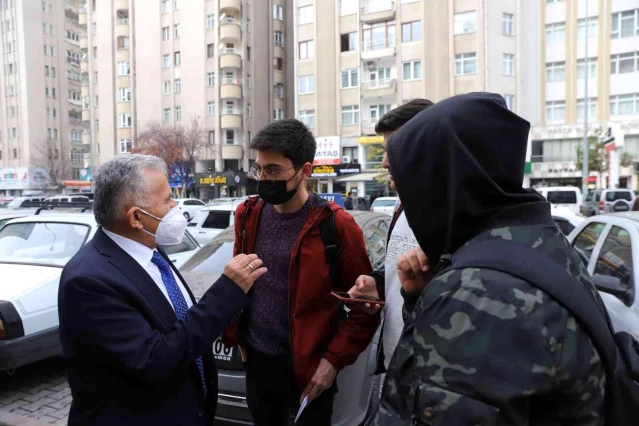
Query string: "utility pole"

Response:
xmin=581 ymin=0 xmax=590 ymax=196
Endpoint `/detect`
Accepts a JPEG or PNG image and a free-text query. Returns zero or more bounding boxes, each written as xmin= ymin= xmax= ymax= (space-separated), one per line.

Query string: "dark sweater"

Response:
xmin=240 ymin=194 xmax=314 ymax=355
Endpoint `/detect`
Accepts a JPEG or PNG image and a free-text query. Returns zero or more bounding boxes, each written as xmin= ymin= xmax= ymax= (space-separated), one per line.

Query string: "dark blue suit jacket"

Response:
xmin=58 ymin=228 xmax=248 ymax=425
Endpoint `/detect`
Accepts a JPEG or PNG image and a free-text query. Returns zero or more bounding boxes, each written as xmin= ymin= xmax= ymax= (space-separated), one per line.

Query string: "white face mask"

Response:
xmin=139 ymin=205 xmax=187 ymax=246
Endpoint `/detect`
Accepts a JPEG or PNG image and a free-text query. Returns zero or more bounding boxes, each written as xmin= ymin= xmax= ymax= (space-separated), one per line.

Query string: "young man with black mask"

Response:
xmin=368 ymin=93 xmax=606 ymax=425
xmin=222 ymin=119 xmax=380 ymax=426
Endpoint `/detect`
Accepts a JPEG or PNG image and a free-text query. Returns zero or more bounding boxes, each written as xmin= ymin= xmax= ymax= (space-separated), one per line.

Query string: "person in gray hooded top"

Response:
xmin=369 ymin=92 xmax=607 ymax=425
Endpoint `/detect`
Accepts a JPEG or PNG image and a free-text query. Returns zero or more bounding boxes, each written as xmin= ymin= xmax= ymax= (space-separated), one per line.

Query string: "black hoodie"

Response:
xmin=387 ymin=92 xmax=548 ymax=265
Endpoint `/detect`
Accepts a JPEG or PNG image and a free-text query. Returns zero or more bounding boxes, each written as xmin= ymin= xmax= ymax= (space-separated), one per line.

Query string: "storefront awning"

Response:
xmin=63 ymin=180 xmax=92 ymax=187
xmin=334 ymin=172 xmax=380 ymax=183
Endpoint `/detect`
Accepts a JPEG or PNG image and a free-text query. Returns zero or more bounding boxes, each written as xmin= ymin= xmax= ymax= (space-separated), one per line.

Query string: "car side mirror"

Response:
xmin=591 ymin=274 xmax=634 ymax=306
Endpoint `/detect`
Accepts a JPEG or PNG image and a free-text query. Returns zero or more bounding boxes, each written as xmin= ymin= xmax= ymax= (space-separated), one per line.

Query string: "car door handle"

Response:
xmin=170 ymin=259 xmax=176 ymax=262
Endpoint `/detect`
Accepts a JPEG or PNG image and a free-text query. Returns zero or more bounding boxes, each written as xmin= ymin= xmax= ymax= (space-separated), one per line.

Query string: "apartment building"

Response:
xmin=294 ymin=0 xmax=532 ymax=197
xmin=0 ymin=0 xmax=87 ymax=196
xmin=528 ymin=0 xmax=639 ymax=190
xmin=80 ymin=0 xmax=294 ymax=196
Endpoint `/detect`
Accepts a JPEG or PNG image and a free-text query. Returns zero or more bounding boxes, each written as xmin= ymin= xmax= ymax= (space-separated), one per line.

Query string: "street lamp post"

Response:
xmin=581 ymin=0 xmax=590 ymax=196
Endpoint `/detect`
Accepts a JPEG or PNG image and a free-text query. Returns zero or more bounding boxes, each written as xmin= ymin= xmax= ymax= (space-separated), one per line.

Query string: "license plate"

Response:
xmin=212 ymin=338 xmax=234 ymax=362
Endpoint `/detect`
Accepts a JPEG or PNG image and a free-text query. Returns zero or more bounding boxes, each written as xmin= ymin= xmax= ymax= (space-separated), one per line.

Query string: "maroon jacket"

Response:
xmin=222 ymin=196 xmax=380 ymax=388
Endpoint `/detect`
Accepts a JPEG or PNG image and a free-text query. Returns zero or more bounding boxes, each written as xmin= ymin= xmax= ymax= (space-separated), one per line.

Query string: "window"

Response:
xmin=162 ymin=54 xmax=170 ymax=68
xmin=119 ymin=139 xmax=132 ymax=154
xmin=504 ymin=95 xmax=514 ymax=111
xmin=546 ymin=101 xmax=566 ymax=123
xmin=299 ymin=75 xmax=315 ymax=94
xmin=502 ymin=13 xmax=514 ymax=35
xmin=593 ymin=226 xmax=633 ymax=292
xmin=502 ymin=54 xmax=514 ymax=76
xmin=274 ymin=83 xmax=284 ymax=98
xmin=612 ymin=9 xmax=639 ymax=39
xmin=454 ymin=11 xmax=476 ymax=35
xmin=53 ymin=108 xmax=57 ymax=118
xmin=51 ymin=67 xmax=56 ymax=77
xmin=208 ymin=101 xmax=215 ymax=116
xmin=340 ymin=32 xmax=359 ymax=52
xmin=53 ymin=129 xmax=58 ymax=139
xmin=44 ymin=44 xmax=48 ymax=55
xmin=163 ymin=81 xmax=171 ymax=95
xmin=175 ymin=107 xmax=182 ymax=122
xmin=174 ymin=51 xmax=181 ymax=65
xmin=611 ymin=93 xmax=639 ymax=116
xmin=275 ymin=31 xmax=285 ymax=47
xmin=8 ymin=106 xmax=15 ymax=117
xmin=206 ymin=14 xmax=215 ymax=29
xmin=341 ymin=69 xmax=358 ymax=88
xmin=339 ymin=0 xmax=357 ymax=16
xmin=546 ymin=61 xmax=565 ymax=82
xmin=299 ymin=40 xmax=313 ymax=59
xmin=363 ymin=21 xmax=395 ymax=50
xmin=299 ymin=110 xmax=315 ymax=128
xmin=274 ymin=109 xmax=285 ymax=120
xmin=247 ymin=46 xmax=251 ymax=60
xmin=611 ymin=52 xmax=639 ymax=74
xmin=274 ymin=57 xmax=283 ymax=71
xmin=577 ymin=58 xmax=597 ymax=79
xmin=546 ymin=23 xmax=565 ymax=44
xmin=577 ymin=17 xmax=597 ymax=39
xmin=402 ymin=21 xmax=421 ymax=42
xmin=161 ymin=0 xmax=169 ymax=13
xmin=174 ymin=24 xmax=181 ymax=39
xmin=454 ymin=53 xmax=476 ymax=75
xmin=117 ymin=61 xmax=130 ymax=76
xmin=364 ymin=143 xmax=383 ymax=169
xmin=45 ymin=87 xmax=50 ymax=97
xmin=207 ymin=43 xmax=215 ymax=58
xmin=247 ymin=103 xmax=252 ymax=117
xmin=173 ymin=0 xmax=180 ymax=11
xmin=402 ymin=60 xmax=422 ymax=80
xmin=342 ymin=105 xmax=359 ymax=126
xmin=117 ymin=36 xmax=130 ymax=49
xmin=207 ymin=72 xmax=215 ymax=87
xmin=162 ymin=27 xmax=170 ymax=41
xmin=118 ymin=113 xmax=132 ymax=128
xmin=299 ymin=5 xmax=313 ymax=24
xmin=369 ymin=104 xmax=391 ymax=121
xmin=13 ymin=148 xmax=17 ymax=158
xmin=163 ymin=108 xmax=171 ymax=123
xmin=225 ymin=130 xmax=234 ymax=144
xmin=208 ymin=131 xmax=215 ymax=144
xmin=273 ymin=4 xmax=284 ymax=20
xmin=577 ymin=98 xmax=597 ymax=121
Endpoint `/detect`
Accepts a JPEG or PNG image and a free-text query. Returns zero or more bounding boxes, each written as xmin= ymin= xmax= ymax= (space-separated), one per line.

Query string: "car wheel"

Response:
xmin=183 ymin=212 xmax=190 ymax=221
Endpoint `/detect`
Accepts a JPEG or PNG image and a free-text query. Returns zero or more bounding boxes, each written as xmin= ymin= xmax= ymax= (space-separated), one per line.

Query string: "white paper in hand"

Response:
xmin=295 ymin=396 xmax=309 ymax=423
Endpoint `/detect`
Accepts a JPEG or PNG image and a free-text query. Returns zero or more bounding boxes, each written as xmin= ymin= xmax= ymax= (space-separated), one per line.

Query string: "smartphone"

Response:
xmin=331 ymin=291 xmax=385 ymax=305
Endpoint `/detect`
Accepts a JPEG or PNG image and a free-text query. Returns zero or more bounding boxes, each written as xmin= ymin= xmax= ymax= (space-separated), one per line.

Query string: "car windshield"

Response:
xmin=0 ymin=222 xmax=90 ymax=267
xmin=7 ymin=199 xmax=25 ymax=208
xmin=606 ymin=191 xmax=633 ymax=202
xmin=163 ymin=231 xmax=198 ymax=255
xmin=372 ymin=199 xmax=395 ymax=207
xmin=182 ymin=239 xmax=234 ymax=273
xmin=546 ymin=191 xmax=577 ymax=204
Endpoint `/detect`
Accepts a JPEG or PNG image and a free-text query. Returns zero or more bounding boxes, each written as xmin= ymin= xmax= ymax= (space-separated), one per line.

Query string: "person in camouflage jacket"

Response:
xmin=368 ymin=93 xmax=607 ymax=425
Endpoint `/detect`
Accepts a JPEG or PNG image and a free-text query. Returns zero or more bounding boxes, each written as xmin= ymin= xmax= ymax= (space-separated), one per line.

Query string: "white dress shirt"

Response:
xmin=103 ymin=229 xmax=193 ymax=310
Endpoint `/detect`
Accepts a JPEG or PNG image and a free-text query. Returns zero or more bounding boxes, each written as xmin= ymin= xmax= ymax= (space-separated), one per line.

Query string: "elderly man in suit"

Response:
xmin=58 ymin=154 xmax=266 ymax=426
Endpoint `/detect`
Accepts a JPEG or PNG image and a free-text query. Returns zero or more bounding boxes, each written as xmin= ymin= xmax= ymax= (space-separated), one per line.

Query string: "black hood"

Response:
xmin=387 ymin=92 xmax=549 ymax=264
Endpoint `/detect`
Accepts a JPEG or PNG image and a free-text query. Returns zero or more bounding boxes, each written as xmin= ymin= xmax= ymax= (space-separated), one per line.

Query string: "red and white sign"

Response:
xmin=313 ymin=136 xmax=341 ymax=165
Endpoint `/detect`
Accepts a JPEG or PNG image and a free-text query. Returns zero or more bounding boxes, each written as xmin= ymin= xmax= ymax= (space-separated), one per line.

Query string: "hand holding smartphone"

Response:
xmin=331 ymin=291 xmax=385 ymax=305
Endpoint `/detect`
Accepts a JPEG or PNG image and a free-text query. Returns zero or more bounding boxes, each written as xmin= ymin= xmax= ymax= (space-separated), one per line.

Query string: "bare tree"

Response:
xmin=31 ymin=139 xmax=70 ymax=190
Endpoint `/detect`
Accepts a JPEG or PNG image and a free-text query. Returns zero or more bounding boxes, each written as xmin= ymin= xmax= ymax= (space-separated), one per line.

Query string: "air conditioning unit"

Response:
xmin=365 ymin=61 xmax=376 ymax=69
xmin=342 ymin=155 xmax=352 ymax=163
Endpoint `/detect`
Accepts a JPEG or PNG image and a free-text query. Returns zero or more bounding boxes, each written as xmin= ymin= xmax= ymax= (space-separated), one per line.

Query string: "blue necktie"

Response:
xmin=151 ymin=251 xmax=207 ymax=397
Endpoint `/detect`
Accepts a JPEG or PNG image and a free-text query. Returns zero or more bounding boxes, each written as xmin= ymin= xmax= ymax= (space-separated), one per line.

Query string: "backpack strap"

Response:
xmin=447 ymin=238 xmax=618 ymax=422
xmin=319 ymin=210 xmax=340 ymax=290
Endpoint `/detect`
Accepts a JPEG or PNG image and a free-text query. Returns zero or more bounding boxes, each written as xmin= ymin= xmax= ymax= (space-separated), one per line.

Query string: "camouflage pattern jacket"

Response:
xmin=371 ymin=223 xmax=606 ymax=426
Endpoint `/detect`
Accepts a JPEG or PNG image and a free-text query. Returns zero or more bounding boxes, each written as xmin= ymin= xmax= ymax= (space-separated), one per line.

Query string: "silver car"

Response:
xmin=180 ymin=211 xmax=390 ymax=426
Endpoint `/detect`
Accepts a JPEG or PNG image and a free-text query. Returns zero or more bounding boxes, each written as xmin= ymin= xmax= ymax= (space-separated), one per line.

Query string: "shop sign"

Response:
xmin=311 ymin=163 xmax=361 ymax=178
xmin=313 ymin=136 xmax=341 ymax=165
xmin=197 ymin=172 xmax=247 ymax=187
xmin=198 ymin=175 xmax=228 ymax=186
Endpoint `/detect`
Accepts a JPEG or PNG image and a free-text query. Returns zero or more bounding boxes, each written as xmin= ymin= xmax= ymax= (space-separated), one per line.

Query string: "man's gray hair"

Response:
xmin=93 ymin=154 xmax=167 ymax=228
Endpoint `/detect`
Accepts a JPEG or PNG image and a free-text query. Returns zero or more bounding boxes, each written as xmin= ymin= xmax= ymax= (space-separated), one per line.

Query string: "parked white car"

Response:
xmin=551 ymin=206 xmax=585 ymax=235
xmin=0 ymin=212 xmax=200 ymax=371
xmin=187 ymin=204 xmax=238 ymax=246
xmin=175 ymin=198 xmax=207 ymax=221
xmin=43 ymin=195 xmax=91 ymax=203
xmin=567 ymin=212 xmax=639 ymax=340
xmin=536 ymin=186 xmax=583 ymax=215
xmin=370 ymin=196 xmax=397 ymax=216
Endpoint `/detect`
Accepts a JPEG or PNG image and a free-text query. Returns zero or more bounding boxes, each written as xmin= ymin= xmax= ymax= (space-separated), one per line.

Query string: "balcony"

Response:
xmin=220 ymin=51 xmax=241 ymax=69
xmin=274 ymin=70 xmax=285 ymax=85
xmin=67 ymin=71 xmax=85 ymax=84
xmin=361 ymin=119 xmax=377 ymax=135
xmin=360 ymin=39 xmax=395 ymax=61
xmin=360 ymin=1 xmax=395 ymax=24
xmin=115 ymin=0 xmax=128 ymax=11
xmin=82 ymin=109 xmax=91 ymax=121
xmin=222 ymin=144 xmax=243 ymax=160
xmin=79 ymin=8 xmax=87 ymax=26
xmin=220 ymin=19 xmax=241 ymax=42
xmin=80 ymin=33 xmax=88 ymax=50
xmin=115 ymin=22 xmax=129 ymax=38
xmin=80 ymin=57 xmax=89 ymax=72
xmin=361 ymin=78 xmax=396 ymax=99
xmin=69 ymin=118 xmax=84 ymax=127
xmin=221 ymin=111 xmax=242 ymax=129
xmin=219 ymin=0 xmax=241 ymax=14
xmin=220 ymin=81 xmax=242 ymax=99
xmin=68 ymin=97 xmax=82 ymax=107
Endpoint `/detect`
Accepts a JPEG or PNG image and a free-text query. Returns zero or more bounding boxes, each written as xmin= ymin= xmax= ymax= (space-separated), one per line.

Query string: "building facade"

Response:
xmin=294 ymin=0 xmax=531 ymax=197
xmin=79 ymin=0 xmax=294 ymax=197
xmin=0 ymin=0 xmax=87 ymax=196
xmin=528 ymin=0 xmax=639 ymax=191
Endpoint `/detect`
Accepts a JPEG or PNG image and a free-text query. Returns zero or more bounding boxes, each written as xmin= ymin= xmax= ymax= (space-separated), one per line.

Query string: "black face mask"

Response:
xmin=257 ymin=169 xmax=302 ymax=205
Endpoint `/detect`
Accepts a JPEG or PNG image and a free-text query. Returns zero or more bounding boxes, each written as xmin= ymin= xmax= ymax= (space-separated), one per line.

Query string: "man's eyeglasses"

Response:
xmin=248 ymin=165 xmax=299 ymax=182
